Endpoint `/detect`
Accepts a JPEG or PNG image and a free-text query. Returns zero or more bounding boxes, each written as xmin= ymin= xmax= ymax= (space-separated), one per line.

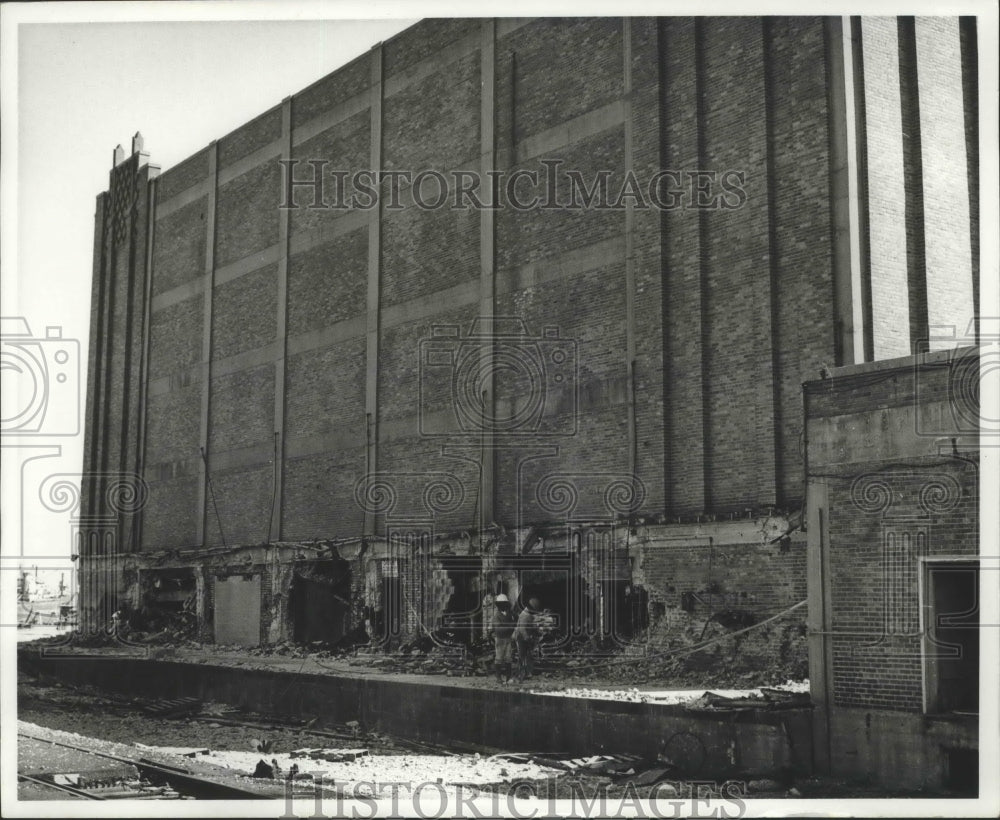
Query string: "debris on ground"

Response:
xmin=22 ymin=602 xmax=808 ymax=692
xmin=135 ymin=745 xmax=209 ymax=758
xmin=527 ymin=679 xmax=809 ymax=705
xmin=290 ymin=748 xmax=370 ymax=762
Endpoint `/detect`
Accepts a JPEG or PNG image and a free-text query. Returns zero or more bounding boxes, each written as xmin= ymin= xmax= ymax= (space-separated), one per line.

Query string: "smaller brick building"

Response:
xmin=805 ymin=344 xmax=982 ymax=792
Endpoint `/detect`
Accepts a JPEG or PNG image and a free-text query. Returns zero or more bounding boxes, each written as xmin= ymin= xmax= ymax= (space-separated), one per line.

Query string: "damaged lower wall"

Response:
xmin=633 ymin=519 xmax=807 ymax=630
xmin=78 ymin=513 xmax=809 ymax=666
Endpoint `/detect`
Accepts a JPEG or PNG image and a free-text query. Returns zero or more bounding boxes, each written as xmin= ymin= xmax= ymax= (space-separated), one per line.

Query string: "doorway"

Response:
xmin=922 ymin=559 xmax=979 ymax=714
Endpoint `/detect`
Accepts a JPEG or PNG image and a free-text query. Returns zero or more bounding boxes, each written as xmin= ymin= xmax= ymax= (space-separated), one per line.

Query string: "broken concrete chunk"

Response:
xmin=630 ymin=766 xmax=672 ymax=786
xmin=746 ymin=778 xmax=783 ymax=792
xmin=290 ymin=747 xmax=370 ymax=762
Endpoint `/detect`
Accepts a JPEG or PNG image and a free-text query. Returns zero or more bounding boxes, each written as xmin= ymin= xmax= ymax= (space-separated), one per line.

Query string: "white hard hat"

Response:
xmin=494 ymin=594 xmax=509 ymax=603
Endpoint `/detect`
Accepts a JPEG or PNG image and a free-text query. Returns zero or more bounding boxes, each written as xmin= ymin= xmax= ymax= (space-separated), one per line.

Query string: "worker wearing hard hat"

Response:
xmin=492 ymin=594 xmax=516 ymax=684
xmin=514 ymin=596 xmax=542 ymax=683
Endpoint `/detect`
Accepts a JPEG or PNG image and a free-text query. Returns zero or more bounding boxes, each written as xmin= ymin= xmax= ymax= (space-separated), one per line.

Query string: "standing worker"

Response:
xmin=492 ymin=594 xmax=516 ymax=684
xmin=514 ymin=596 xmax=541 ymax=682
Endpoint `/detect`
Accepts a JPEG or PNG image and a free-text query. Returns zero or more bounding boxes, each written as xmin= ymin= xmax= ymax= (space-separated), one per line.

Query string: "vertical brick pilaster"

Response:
xmin=959 ymin=17 xmax=979 ymax=329
xmin=660 ymin=17 xmax=706 ymax=517
xmin=824 ymin=16 xmax=867 ymax=366
xmin=134 ymin=169 xmax=160 ymax=550
xmin=82 ymin=192 xmax=109 ymax=523
xmin=623 ymin=17 xmax=638 ymax=499
xmin=701 ymin=17 xmax=775 ymax=510
xmin=364 ymin=46 xmax=383 ymax=537
xmin=271 ymin=98 xmax=292 ymax=542
xmin=479 ymin=19 xmax=497 ymax=530
xmin=897 ymin=18 xmax=929 ymax=352
xmin=196 ymin=143 xmax=218 ymax=546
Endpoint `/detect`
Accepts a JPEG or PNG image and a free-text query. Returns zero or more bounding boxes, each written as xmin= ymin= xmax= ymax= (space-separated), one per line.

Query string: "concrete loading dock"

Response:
xmin=19 ymin=649 xmax=811 ymax=781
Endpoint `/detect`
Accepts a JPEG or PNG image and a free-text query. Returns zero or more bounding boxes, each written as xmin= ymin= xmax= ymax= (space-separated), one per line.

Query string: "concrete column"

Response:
xmin=694 ymin=18 xmax=713 ymax=509
xmin=806 ymin=478 xmax=833 ymax=773
xmin=660 ymin=18 xmax=707 ymax=516
xmin=82 ymin=192 xmax=109 ymax=525
xmin=623 ymin=18 xmax=638 ymax=498
xmin=134 ymin=173 xmax=159 ymax=550
xmin=860 ymin=17 xmax=911 ymax=359
xmin=479 ymin=19 xmax=497 ymax=530
xmin=825 ymin=17 xmax=867 ymax=365
xmin=196 ymin=143 xmax=218 ymax=546
xmin=270 ymin=98 xmax=293 ymax=542
xmin=364 ymin=46 xmax=383 ymax=538
xmin=914 ymin=17 xmax=975 ymax=347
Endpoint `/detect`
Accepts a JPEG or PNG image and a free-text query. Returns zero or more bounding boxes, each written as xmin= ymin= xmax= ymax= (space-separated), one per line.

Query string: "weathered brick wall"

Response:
xmin=85 ymin=17 xmax=977 ymax=565
xmin=766 ymin=17 xmax=836 ymax=505
xmin=639 ymin=537 xmax=807 ymax=618
xmin=142 ymin=149 xmax=212 ymax=549
xmin=155 ymin=148 xmax=209 ymax=202
xmin=152 ymin=199 xmax=207 ymax=295
xmin=826 ymin=457 xmax=978 ymax=711
xmin=634 ymin=521 xmax=807 ymax=624
xmin=218 ymin=105 xmax=282 ymax=168
xmin=659 ymin=17 xmax=838 ymax=516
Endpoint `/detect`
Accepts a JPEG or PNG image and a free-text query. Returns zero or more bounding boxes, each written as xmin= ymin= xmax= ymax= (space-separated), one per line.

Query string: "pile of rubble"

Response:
xmin=22 ymin=602 xmax=808 ymax=691
xmin=549 ymin=607 xmax=809 ymax=688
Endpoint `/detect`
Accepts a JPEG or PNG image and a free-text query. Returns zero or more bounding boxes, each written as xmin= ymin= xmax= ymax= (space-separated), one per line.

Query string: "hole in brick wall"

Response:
xmin=438 ymin=558 xmax=484 ymax=648
xmin=127 ymin=568 xmax=197 ymax=636
xmin=290 ymin=558 xmax=352 ymax=646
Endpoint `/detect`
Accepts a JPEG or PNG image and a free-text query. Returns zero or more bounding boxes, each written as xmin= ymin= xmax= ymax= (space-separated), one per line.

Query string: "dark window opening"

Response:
xmin=925 ymin=561 xmax=979 ymax=714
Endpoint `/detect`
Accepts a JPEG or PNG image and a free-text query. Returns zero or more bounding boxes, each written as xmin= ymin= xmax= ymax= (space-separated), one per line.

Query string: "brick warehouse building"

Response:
xmin=79 ymin=15 xmax=979 ymax=673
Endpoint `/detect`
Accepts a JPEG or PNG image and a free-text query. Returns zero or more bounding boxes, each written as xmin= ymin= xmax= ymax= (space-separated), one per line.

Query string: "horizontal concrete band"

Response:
xmin=806 ymin=399 xmax=967 ymax=466
xmin=145 ymin=375 xmax=624 ymax=477
xmin=154 ymin=19 xmax=540 ymax=220
xmin=147 ymin=234 xmax=624 ymax=398
xmin=18 ymin=653 xmax=811 ymax=776
xmin=154 ymin=80 xmax=623 ymax=223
